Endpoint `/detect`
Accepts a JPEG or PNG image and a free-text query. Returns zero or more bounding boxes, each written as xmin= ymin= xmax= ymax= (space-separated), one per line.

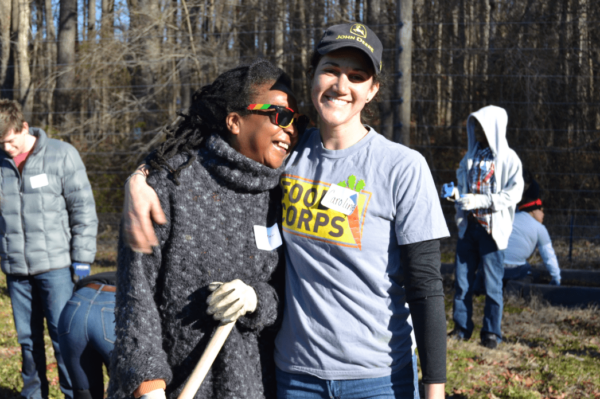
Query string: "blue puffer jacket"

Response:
xmin=0 ymin=128 xmax=98 ymax=276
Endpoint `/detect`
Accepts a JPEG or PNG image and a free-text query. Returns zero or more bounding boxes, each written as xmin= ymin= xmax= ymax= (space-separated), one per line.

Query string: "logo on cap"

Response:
xmin=350 ymin=24 xmax=367 ymax=38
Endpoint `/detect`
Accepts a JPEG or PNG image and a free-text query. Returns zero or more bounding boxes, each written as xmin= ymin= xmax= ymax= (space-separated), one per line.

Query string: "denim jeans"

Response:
xmin=473 ymin=262 xmax=532 ymax=293
xmin=58 ymin=286 xmax=116 ymax=399
xmin=453 ymin=219 xmax=505 ymax=341
xmin=275 ymin=358 xmax=418 ymax=399
xmin=503 ymin=263 xmax=532 ymax=283
xmin=7 ymin=267 xmax=74 ymax=399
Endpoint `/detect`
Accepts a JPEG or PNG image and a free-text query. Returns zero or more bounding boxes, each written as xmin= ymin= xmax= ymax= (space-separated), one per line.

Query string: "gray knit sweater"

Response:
xmin=108 ymin=134 xmax=285 ymax=399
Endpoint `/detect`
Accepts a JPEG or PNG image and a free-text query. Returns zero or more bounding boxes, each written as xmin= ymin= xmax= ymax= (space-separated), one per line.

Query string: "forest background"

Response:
xmin=0 ymin=0 xmax=599 ymax=264
xmin=1 ymin=1 xmax=600 ymax=398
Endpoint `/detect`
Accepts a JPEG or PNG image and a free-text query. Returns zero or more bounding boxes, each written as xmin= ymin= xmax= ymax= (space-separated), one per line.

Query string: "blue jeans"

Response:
xmin=453 ymin=219 xmax=505 ymax=341
xmin=275 ymin=358 xmax=419 ymax=399
xmin=7 ymin=267 xmax=74 ymax=399
xmin=503 ymin=263 xmax=532 ymax=282
xmin=473 ymin=263 xmax=532 ymax=293
xmin=58 ymin=286 xmax=116 ymax=399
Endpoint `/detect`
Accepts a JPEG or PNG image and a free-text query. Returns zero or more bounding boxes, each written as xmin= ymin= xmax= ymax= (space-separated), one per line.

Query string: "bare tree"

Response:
xmin=55 ymin=0 xmax=77 ymax=123
xmin=100 ymin=0 xmax=114 ymax=39
xmin=16 ymin=0 xmax=32 ymax=115
xmin=88 ymin=0 xmax=96 ymax=36
xmin=126 ymin=0 xmax=162 ymax=128
xmin=0 ymin=0 xmax=11 ymax=98
xmin=274 ymin=0 xmax=285 ymax=68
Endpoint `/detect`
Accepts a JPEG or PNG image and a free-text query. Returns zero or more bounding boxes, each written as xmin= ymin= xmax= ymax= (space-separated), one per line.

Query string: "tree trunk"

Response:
xmin=0 ymin=0 xmax=11 ymax=97
xmin=340 ymin=0 xmax=349 ymax=22
xmin=126 ymin=0 xmax=162 ymax=128
xmin=30 ymin=0 xmax=45 ymax=125
xmin=38 ymin=0 xmax=56 ymax=127
xmin=239 ymin=0 xmax=255 ymax=60
xmin=366 ymin=0 xmax=379 ymax=26
xmin=100 ymin=0 xmax=114 ymax=39
xmin=16 ymin=0 xmax=32 ymax=115
xmin=393 ymin=0 xmax=413 ymax=145
xmin=434 ymin=0 xmax=443 ymax=127
xmin=178 ymin=0 xmax=192 ymax=112
xmin=274 ymin=0 xmax=284 ymax=68
xmin=297 ymin=0 xmax=309 ymax=104
xmin=575 ymin=0 xmax=588 ymax=145
xmin=5 ymin=0 xmax=19 ymax=100
xmin=354 ymin=0 xmax=362 ymax=21
xmin=55 ymin=0 xmax=77 ymax=124
xmin=88 ymin=0 xmax=96 ymax=39
xmin=314 ymin=0 xmax=325 ymax=48
xmin=450 ymin=0 xmax=466 ymax=146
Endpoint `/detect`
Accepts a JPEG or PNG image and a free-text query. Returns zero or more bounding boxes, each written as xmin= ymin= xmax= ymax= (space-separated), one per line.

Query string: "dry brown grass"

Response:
xmin=444 ymin=293 xmax=600 ymax=398
xmin=1 ymin=247 xmax=599 ymax=398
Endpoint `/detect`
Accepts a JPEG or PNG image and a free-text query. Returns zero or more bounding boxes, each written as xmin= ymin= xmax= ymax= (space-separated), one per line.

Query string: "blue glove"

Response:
xmin=441 ymin=183 xmax=460 ymax=202
xmin=73 ymin=263 xmax=91 ymax=279
xmin=549 ymin=278 xmax=560 ymax=286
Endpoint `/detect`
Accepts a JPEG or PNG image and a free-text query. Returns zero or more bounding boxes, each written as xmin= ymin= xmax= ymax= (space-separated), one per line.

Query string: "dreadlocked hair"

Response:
xmin=147 ymin=59 xmax=293 ymax=185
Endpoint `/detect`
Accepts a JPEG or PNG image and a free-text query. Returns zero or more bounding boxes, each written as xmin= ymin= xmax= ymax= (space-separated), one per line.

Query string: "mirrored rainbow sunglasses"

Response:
xmin=246 ymin=104 xmax=309 ymax=133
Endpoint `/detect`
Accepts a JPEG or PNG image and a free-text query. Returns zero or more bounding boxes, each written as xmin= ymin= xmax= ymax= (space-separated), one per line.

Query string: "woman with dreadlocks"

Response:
xmin=107 ymin=59 xmax=302 ymax=399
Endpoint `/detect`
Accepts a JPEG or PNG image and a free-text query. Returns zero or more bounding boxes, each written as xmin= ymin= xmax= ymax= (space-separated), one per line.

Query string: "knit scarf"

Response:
xmin=200 ymin=133 xmax=284 ymax=192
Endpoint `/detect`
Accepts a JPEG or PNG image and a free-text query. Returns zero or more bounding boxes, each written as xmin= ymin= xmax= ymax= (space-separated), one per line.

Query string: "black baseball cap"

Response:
xmin=316 ymin=23 xmax=383 ymax=74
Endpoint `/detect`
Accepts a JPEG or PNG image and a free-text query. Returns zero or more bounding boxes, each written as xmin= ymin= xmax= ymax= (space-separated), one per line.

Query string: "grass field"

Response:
xmin=1 ymin=252 xmax=599 ymax=398
xmin=443 ymin=294 xmax=600 ymax=398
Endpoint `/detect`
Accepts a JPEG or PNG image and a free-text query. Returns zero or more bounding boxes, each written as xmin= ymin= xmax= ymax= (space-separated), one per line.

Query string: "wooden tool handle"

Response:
xmin=177 ymin=321 xmax=235 ymax=399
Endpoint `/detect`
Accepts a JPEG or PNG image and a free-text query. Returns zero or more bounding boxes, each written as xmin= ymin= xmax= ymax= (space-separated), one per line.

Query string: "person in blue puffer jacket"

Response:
xmin=0 ymin=99 xmax=98 ymax=399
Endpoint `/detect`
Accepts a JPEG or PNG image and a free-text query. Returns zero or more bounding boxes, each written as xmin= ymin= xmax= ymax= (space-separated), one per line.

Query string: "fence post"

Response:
xmin=393 ymin=0 xmax=413 ymax=146
xmin=568 ymin=214 xmax=574 ymax=262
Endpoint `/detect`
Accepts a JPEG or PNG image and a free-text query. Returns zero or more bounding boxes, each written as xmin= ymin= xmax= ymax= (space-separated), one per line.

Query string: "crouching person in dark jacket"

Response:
xmin=59 ymin=272 xmax=116 ymax=399
xmin=107 ymin=60 xmax=301 ymax=399
xmin=0 ymin=99 xmax=98 ymax=399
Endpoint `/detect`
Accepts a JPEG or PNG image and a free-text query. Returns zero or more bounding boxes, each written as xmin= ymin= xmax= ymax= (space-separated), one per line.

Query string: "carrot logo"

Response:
xmin=337 ymin=175 xmax=366 ymax=250
xmin=280 ymin=174 xmax=371 ymax=250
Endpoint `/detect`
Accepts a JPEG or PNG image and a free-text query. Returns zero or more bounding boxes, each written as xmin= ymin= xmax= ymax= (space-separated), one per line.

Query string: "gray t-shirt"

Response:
xmin=274 ymin=127 xmax=449 ymax=380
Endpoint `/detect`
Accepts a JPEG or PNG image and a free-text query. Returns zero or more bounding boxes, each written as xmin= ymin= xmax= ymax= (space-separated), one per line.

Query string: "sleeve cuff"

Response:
xmin=134 ymin=380 xmax=166 ymax=398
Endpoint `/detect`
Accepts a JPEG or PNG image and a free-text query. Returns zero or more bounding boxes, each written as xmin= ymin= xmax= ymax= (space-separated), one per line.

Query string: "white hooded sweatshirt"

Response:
xmin=455 ymin=105 xmax=524 ymax=250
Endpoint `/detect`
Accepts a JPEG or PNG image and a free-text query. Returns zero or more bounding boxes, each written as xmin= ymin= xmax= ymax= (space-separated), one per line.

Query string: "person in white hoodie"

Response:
xmin=449 ymin=105 xmax=523 ymax=349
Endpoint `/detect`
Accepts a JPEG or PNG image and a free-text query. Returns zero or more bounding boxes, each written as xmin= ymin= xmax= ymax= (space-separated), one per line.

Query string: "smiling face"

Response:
xmin=311 ymin=48 xmax=379 ymax=132
xmin=227 ymin=82 xmax=299 ymax=169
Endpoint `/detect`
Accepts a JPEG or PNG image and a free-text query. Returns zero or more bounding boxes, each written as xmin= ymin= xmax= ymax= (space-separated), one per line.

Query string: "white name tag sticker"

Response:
xmin=321 ymin=184 xmax=358 ymax=216
xmin=30 ymin=174 xmax=49 ymax=189
xmin=253 ymin=224 xmax=283 ymax=251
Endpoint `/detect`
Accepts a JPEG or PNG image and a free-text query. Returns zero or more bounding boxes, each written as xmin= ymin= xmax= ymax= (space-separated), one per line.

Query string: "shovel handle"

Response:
xmin=177 ymin=321 xmax=235 ymax=399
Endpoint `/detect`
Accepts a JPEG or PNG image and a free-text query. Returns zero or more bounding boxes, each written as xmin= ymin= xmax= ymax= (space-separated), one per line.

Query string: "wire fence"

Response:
xmin=3 ymin=0 xmax=599 ymax=267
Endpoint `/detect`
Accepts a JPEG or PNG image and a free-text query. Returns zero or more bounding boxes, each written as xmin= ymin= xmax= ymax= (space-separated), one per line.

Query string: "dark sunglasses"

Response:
xmin=246 ymin=104 xmax=309 ymax=134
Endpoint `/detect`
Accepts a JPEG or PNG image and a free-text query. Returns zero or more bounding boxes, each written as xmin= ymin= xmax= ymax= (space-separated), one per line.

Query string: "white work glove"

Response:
xmin=446 ymin=187 xmax=460 ymax=202
xmin=457 ymin=193 xmax=492 ymax=211
xmin=206 ymin=279 xmax=258 ymax=323
xmin=141 ymin=389 xmax=166 ymax=399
